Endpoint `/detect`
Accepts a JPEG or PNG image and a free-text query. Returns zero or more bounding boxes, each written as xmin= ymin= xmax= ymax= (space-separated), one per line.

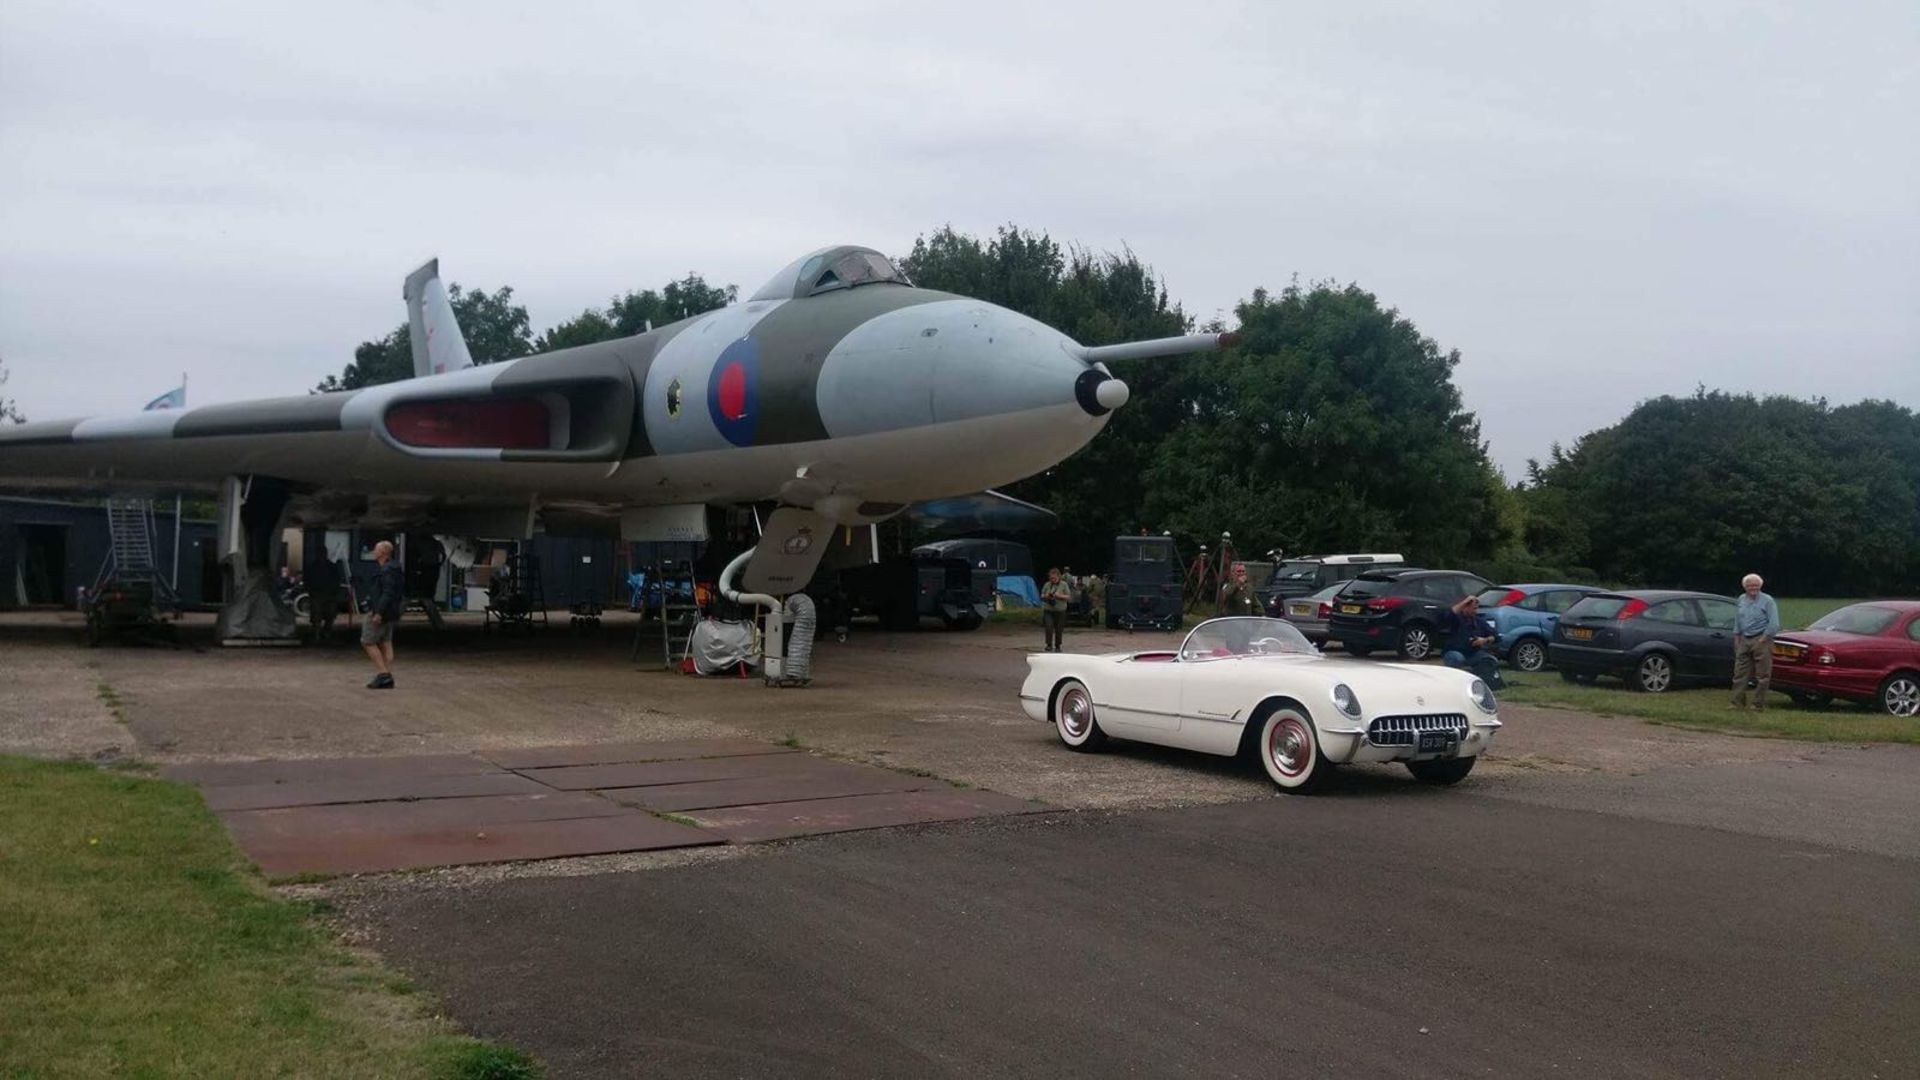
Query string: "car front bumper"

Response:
xmin=1318 ymin=718 xmax=1500 ymax=765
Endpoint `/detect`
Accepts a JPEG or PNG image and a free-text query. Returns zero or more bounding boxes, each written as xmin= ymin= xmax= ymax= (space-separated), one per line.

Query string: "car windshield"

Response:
xmin=1478 ymin=587 xmax=1518 ymax=607
xmin=1309 ymin=583 xmax=1347 ymax=601
xmin=1273 ymin=560 xmax=1321 ymax=583
xmin=1179 ymin=617 xmax=1315 ymax=659
xmin=1808 ymin=604 xmax=1901 ymax=635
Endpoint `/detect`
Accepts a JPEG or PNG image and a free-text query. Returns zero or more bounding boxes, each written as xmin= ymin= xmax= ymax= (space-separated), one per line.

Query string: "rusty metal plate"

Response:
xmin=686 ymin=789 xmax=1041 ymax=843
xmin=483 ymin=740 xmax=795 ymax=771
xmin=518 ymin=751 xmax=848 ymax=792
xmin=201 ymin=771 xmax=546 ymax=812
xmin=163 ymin=754 xmax=496 ymax=788
xmin=241 ymin=811 xmax=723 ymax=878
xmin=600 ymin=768 xmax=940 ymax=813
xmin=219 ymin=791 xmax=627 ymax=843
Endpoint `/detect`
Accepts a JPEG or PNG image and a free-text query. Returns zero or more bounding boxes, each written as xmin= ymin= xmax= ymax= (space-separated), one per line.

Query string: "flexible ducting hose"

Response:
xmin=782 ymin=593 xmax=816 ymax=685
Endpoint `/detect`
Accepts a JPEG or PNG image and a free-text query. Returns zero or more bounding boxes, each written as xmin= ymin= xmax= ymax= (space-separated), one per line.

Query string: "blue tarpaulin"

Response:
xmin=996 ymin=575 xmax=1040 ymax=606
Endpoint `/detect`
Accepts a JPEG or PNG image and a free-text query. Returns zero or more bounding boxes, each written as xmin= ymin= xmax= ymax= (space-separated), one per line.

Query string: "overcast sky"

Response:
xmin=2 ymin=0 xmax=1914 ymax=475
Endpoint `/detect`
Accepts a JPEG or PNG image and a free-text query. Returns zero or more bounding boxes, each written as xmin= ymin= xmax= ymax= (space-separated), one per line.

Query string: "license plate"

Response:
xmin=1340 ymin=604 xmax=1364 ymax=615
xmin=1417 ymin=730 xmax=1455 ymax=754
xmin=1565 ymin=627 xmax=1594 ymax=640
xmin=1289 ymin=603 xmax=1311 ymax=616
xmin=1772 ymin=643 xmax=1801 ymax=660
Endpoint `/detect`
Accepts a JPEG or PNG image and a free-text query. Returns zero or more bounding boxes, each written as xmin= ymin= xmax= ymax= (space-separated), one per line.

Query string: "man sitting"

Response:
xmin=1438 ymin=594 xmax=1506 ymax=689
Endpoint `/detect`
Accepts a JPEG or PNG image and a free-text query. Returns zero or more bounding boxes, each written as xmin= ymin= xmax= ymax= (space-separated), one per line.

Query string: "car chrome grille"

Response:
xmin=1366 ymin=713 xmax=1469 ymax=747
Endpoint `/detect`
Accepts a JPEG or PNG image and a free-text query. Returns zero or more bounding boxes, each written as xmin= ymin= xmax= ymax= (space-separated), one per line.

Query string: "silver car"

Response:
xmin=1274 ymin=582 xmax=1349 ymax=647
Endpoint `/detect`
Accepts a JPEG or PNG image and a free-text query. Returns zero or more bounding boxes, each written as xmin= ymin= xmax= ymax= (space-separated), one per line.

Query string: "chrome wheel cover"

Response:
xmin=1058 ymin=686 xmax=1093 ymax=740
xmin=1267 ymin=715 xmax=1312 ymax=779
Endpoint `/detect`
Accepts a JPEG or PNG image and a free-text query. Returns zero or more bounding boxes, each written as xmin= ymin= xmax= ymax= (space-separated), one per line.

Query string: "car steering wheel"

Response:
xmin=1249 ymin=637 xmax=1286 ymax=654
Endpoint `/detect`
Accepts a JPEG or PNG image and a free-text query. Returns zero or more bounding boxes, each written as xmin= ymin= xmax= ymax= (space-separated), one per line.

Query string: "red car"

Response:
xmin=1771 ymin=601 xmax=1920 ymax=717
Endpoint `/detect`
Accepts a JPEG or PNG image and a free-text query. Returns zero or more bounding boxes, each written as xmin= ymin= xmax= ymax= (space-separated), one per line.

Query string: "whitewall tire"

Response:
xmin=1052 ymin=679 xmax=1106 ymax=751
xmin=1257 ymin=705 xmax=1331 ymax=794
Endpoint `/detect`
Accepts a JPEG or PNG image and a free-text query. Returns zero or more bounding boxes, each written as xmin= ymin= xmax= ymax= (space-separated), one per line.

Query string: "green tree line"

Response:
xmin=1517 ymin=391 xmax=1920 ymax=595
xmin=309 ymin=227 xmax=1914 ymax=594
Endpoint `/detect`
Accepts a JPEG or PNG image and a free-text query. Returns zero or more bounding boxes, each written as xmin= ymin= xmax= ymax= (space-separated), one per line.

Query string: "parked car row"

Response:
xmin=1263 ymin=567 xmax=1920 ymax=717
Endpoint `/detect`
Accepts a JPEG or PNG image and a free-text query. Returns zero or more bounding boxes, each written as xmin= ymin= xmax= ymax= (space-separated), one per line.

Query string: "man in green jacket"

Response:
xmin=1216 ymin=562 xmax=1261 ymax=617
xmin=1040 ymin=567 xmax=1072 ymax=652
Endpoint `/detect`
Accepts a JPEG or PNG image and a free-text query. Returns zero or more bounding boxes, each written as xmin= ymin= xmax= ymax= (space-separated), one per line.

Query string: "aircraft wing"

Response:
xmin=0 ymin=335 xmax=663 ymax=538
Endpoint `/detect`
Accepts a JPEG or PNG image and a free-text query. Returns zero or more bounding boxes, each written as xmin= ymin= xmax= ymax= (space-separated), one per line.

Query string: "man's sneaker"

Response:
xmin=367 ymin=674 xmax=395 ymax=689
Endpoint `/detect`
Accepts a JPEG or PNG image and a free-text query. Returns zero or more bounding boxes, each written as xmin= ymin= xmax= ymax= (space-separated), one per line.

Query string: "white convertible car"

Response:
xmin=1019 ymin=617 xmax=1501 ymax=793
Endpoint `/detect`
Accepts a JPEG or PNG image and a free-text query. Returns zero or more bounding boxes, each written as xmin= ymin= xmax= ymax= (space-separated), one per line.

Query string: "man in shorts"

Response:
xmin=361 ymin=540 xmax=404 ymax=689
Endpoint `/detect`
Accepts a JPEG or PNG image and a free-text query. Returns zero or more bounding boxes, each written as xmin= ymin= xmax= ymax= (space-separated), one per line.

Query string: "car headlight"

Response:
xmin=1330 ymin=683 xmax=1363 ymax=719
xmin=1469 ymin=678 xmax=1498 ymax=715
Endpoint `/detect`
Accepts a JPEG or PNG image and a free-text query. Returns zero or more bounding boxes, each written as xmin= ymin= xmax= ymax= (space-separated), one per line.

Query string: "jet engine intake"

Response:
xmin=387 ymin=397 xmax=551 ymax=450
xmin=372 ymin=370 xmax=634 ymax=462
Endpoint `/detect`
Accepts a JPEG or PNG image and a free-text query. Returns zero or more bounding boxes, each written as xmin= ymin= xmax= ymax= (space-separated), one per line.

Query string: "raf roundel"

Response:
xmin=707 ymin=337 xmax=759 ymax=446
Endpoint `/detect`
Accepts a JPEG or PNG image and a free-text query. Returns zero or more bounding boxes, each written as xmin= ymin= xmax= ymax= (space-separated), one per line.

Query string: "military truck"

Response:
xmin=840 ymin=553 xmax=989 ymax=631
xmin=1105 ymin=534 xmax=1182 ymax=631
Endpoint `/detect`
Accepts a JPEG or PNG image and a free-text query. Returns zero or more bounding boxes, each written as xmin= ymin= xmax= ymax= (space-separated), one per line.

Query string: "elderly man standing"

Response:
xmin=361 ymin=540 xmax=405 ymax=689
xmin=1731 ymin=572 xmax=1780 ymax=711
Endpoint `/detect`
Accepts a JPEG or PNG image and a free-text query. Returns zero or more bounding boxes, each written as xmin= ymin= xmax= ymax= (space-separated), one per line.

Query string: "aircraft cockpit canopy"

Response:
xmin=750 ymin=245 xmax=913 ymax=302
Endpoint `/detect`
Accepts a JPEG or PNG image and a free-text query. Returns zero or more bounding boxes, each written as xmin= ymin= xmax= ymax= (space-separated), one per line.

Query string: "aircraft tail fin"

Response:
xmin=403 ymin=259 xmax=475 ymax=378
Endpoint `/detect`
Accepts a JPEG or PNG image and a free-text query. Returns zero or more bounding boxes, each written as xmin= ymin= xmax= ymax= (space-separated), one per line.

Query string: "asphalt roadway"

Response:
xmin=4 ymin=612 xmax=1913 ymax=1076
xmin=349 ymin=753 xmax=1920 ymax=1079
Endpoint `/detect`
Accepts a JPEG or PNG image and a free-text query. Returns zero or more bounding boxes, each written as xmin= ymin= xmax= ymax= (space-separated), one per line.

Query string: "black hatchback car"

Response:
xmin=1326 ymin=568 xmax=1494 ymax=660
xmin=1548 ymin=590 xmax=1740 ymax=692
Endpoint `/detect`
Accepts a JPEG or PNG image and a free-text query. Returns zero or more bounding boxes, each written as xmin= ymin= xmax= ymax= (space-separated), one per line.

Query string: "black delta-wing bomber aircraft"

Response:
xmin=0 ymin=245 xmax=1232 ymax=635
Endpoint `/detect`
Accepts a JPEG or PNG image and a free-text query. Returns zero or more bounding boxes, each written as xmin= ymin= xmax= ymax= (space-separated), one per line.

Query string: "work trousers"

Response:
xmin=1443 ymin=649 xmax=1505 ymax=690
xmin=1731 ymin=634 xmax=1773 ymax=708
xmin=1042 ymin=609 xmax=1065 ymax=652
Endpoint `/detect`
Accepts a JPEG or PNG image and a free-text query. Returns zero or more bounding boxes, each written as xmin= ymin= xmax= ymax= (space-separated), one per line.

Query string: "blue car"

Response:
xmin=1477 ymin=583 xmax=1604 ymax=672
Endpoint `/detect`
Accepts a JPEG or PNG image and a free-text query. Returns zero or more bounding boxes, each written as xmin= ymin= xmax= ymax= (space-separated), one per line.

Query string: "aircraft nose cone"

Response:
xmin=1074 ymin=369 xmax=1129 ymax=416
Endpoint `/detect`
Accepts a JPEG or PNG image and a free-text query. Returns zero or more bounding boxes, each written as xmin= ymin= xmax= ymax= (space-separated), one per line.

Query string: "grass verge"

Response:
xmin=0 ymin=755 xmax=542 ymax=1078
xmin=1499 ymin=672 xmax=1919 ymax=744
xmin=1775 ymin=597 xmax=1863 ymax=631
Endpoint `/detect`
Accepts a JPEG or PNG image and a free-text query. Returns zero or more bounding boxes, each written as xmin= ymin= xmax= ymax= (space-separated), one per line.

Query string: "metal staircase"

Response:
xmin=483 ymin=551 xmax=547 ymax=633
xmin=94 ymin=497 xmax=179 ymax=610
